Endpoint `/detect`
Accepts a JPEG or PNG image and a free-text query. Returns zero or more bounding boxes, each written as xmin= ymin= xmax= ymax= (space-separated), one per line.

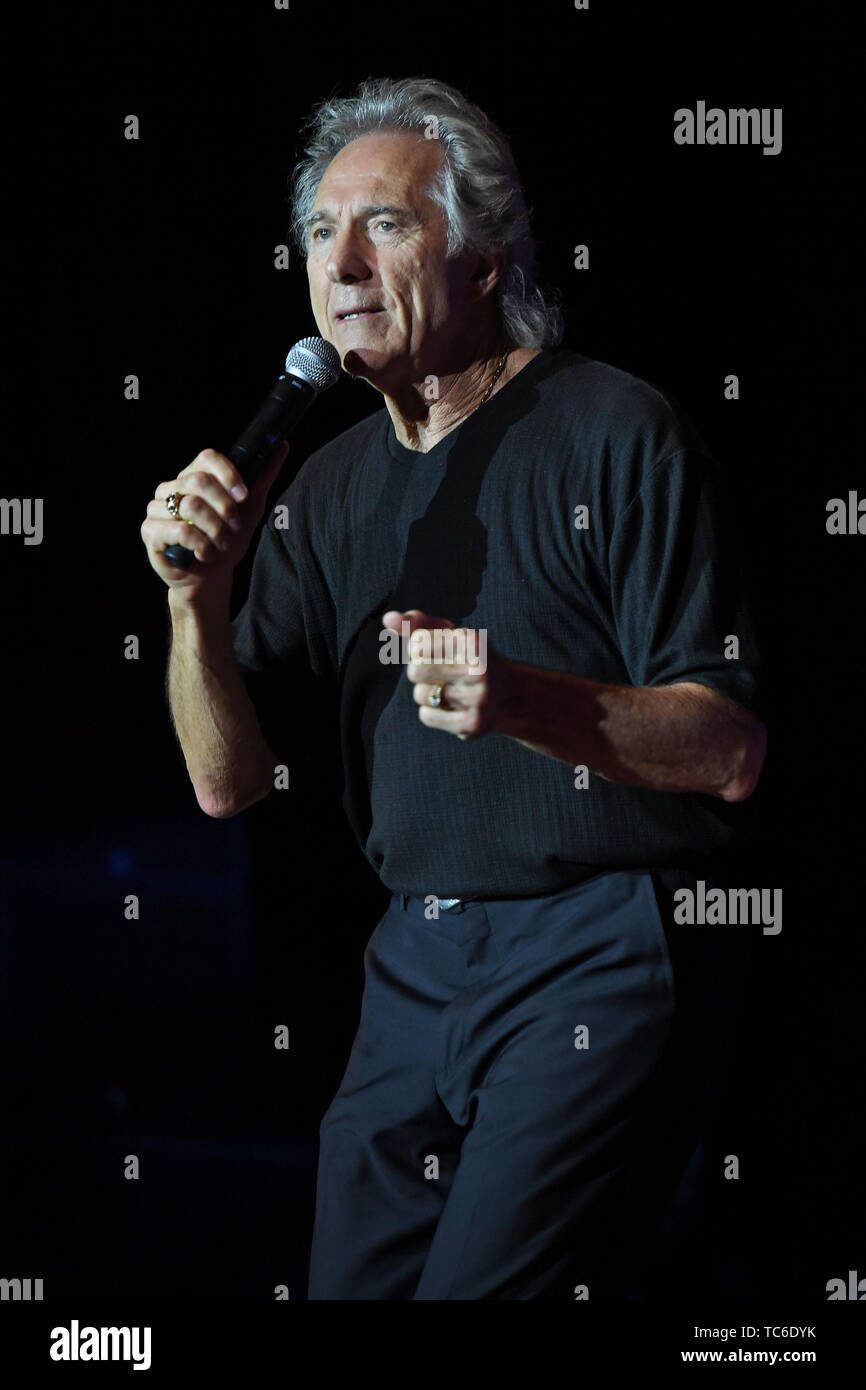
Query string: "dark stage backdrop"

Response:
xmin=2 ymin=0 xmax=863 ymax=1353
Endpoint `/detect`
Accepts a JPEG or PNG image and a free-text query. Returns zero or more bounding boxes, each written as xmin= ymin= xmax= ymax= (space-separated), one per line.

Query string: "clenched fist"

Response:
xmin=141 ymin=442 xmax=289 ymax=600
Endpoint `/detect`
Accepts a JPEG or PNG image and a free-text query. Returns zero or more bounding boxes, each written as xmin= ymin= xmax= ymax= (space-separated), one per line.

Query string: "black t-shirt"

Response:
xmin=231 ymin=347 xmax=767 ymax=900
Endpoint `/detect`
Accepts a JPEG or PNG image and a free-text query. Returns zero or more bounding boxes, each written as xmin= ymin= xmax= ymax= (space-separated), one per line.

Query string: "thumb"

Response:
xmin=382 ymin=608 xmax=456 ymax=633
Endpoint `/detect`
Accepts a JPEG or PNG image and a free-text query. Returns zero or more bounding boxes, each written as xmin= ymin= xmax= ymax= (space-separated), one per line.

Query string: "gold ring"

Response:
xmin=166 ymin=492 xmax=194 ymax=524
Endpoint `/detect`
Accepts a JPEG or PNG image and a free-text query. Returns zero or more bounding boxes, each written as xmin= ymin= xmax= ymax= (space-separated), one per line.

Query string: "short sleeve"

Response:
xmin=608 ymin=449 xmax=767 ymax=724
xmin=230 ymin=467 xmax=336 ymax=681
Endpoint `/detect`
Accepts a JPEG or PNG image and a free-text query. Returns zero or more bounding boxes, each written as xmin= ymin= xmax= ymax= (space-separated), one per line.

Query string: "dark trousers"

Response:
xmin=307 ymin=868 xmax=744 ymax=1300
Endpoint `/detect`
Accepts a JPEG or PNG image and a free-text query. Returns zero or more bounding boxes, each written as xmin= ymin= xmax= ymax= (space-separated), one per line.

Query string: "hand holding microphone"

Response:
xmin=141 ymin=336 xmax=340 ymax=598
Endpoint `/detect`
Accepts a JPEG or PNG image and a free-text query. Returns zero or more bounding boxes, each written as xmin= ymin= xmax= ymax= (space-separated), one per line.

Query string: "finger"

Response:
xmin=406 ymin=625 xmax=483 ymax=664
xmin=141 ymin=515 xmax=221 ymax=564
xmin=175 ymin=448 xmax=252 ymax=501
xmin=404 ymin=608 xmax=455 ymax=626
xmin=154 ymin=466 xmax=246 ymax=529
xmin=406 ymin=661 xmax=482 ymax=684
xmin=154 ymin=467 xmax=242 ymax=519
xmin=412 ymin=682 xmax=457 ymax=707
xmin=146 ymin=492 xmax=236 ymax=551
xmin=417 ymin=704 xmax=482 ymax=738
xmin=384 ymin=610 xmax=456 ymax=634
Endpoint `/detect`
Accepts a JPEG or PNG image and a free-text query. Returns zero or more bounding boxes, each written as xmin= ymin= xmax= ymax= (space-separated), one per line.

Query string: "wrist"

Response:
xmin=168 ymin=582 xmax=232 ymax=627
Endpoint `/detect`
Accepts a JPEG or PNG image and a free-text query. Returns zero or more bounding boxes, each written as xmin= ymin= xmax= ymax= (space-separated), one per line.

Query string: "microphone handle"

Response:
xmin=163 ymin=373 xmax=315 ymax=570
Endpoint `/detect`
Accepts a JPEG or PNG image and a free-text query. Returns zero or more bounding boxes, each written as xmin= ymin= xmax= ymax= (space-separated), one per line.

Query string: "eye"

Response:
xmin=374 ymin=220 xmax=397 ymax=233
xmin=311 ymin=227 xmax=331 ymax=242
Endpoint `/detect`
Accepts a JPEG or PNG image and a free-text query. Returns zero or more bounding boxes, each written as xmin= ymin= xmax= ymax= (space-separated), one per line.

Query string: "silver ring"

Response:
xmin=165 ymin=492 xmax=183 ymax=518
xmin=428 ymin=684 xmax=445 ymax=709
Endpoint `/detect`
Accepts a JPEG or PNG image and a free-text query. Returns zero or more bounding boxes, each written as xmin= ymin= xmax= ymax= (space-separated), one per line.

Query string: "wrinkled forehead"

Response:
xmin=313 ymin=131 xmax=445 ymax=216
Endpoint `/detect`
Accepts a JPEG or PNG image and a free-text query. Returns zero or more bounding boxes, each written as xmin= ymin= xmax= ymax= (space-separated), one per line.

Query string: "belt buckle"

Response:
xmin=437 ymin=897 xmax=462 ymax=911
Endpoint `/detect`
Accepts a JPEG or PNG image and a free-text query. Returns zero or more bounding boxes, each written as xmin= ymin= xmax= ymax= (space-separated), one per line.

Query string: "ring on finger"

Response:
xmin=165 ymin=492 xmax=195 ymax=525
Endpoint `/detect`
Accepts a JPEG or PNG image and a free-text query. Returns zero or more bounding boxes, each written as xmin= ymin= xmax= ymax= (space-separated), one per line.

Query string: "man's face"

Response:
xmin=306 ymin=131 xmax=480 ymax=384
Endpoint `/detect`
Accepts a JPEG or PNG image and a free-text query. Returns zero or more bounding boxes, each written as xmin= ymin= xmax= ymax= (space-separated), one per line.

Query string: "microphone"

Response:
xmin=163 ymin=335 xmax=342 ymax=569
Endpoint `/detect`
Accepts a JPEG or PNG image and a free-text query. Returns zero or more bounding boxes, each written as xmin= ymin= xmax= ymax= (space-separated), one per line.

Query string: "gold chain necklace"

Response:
xmin=478 ymin=351 xmax=510 ymax=408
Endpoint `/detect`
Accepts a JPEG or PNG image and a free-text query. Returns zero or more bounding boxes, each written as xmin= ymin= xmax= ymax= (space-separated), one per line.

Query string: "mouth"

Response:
xmin=335 ymin=308 xmax=385 ymax=322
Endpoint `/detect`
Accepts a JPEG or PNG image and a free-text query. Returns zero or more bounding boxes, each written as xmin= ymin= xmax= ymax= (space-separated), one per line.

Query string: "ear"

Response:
xmin=466 ymin=247 xmax=508 ymax=300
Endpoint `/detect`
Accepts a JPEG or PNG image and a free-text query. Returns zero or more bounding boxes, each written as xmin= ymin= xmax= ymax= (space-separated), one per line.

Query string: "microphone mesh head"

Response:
xmin=284 ymin=336 xmax=341 ymax=392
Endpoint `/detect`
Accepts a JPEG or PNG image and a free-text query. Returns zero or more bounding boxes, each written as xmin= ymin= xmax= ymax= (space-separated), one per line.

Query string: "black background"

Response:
xmin=3 ymin=0 xmax=863 ymax=1320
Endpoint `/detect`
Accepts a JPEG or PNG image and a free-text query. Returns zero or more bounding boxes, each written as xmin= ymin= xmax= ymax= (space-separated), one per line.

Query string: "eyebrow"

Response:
xmin=306 ymin=204 xmax=413 ymax=229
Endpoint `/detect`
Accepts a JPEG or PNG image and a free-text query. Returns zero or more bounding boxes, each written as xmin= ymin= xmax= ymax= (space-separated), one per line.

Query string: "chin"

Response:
xmin=341 ymin=347 xmax=393 ymax=379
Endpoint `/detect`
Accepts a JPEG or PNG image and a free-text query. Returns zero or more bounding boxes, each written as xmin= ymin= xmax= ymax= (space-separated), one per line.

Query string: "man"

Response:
xmin=142 ymin=76 xmax=767 ymax=1300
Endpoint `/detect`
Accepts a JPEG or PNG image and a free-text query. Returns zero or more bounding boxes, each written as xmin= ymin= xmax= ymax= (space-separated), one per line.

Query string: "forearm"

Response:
xmin=167 ymin=587 xmax=276 ymax=817
xmin=495 ymin=662 xmax=766 ymax=802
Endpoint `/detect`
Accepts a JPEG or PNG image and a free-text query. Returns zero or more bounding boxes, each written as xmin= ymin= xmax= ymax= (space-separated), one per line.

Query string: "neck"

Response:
xmin=381 ymin=329 xmax=516 ymax=454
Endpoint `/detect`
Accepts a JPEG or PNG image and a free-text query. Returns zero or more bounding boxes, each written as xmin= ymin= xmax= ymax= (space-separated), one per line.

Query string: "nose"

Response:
xmin=325 ymin=228 xmax=374 ymax=284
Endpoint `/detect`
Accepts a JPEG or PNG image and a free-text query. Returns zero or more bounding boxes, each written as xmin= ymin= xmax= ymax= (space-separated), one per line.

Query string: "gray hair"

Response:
xmin=289 ymin=76 xmax=564 ymax=350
